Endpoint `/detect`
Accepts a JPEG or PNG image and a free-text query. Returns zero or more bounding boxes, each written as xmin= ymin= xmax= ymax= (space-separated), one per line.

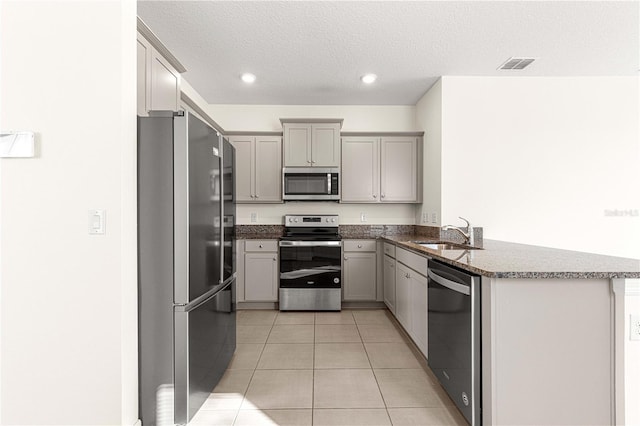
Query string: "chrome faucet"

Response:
xmin=442 ymin=216 xmax=474 ymax=246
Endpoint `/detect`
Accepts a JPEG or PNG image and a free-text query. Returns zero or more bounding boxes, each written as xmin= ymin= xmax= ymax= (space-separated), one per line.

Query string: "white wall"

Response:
xmin=205 ymin=104 xmax=416 ymax=132
xmin=427 ymin=76 xmax=639 ymax=259
xmin=0 ymin=2 xmax=138 ymax=425
xmin=414 ymin=79 xmax=442 ymax=226
xmin=238 ymin=203 xmax=416 ymax=225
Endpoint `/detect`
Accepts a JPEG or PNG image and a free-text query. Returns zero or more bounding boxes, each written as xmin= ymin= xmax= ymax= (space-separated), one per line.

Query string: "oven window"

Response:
xmin=284 ymin=174 xmax=327 ymax=195
xmin=280 ymin=245 xmax=341 ymax=288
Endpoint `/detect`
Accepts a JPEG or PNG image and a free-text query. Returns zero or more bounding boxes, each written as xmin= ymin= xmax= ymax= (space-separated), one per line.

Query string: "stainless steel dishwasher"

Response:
xmin=427 ymin=259 xmax=481 ymax=425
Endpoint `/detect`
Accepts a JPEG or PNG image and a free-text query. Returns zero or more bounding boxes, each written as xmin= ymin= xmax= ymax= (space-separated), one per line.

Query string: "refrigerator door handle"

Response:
xmin=221 ymin=272 xmax=237 ymax=287
xmin=175 ymin=279 xmax=234 ymax=313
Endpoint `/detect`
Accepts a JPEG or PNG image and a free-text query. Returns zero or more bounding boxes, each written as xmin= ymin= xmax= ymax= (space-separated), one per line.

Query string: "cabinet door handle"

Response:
xmin=373 ymin=194 xmax=377 ymax=198
xmin=273 ymin=257 xmax=277 ymax=261
xmin=344 ymin=256 xmax=348 ymax=260
xmin=255 ymin=195 xmax=259 ymax=199
xmin=405 ymin=273 xmax=410 ymax=278
xmin=390 ymin=264 xmax=394 ymax=268
xmin=381 ymin=194 xmax=385 ymax=198
xmin=259 ymin=244 xmax=263 ymax=248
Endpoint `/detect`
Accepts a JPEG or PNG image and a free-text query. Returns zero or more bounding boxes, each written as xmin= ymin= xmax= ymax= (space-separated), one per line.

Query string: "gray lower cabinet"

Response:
xmin=395 ymin=262 xmax=411 ymax=330
xmin=383 ymin=254 xmax=396 ymax=313
xmin=343 ymin=240 xmax=377 ymax=301
xmin=243 ymin=240 xmax=278 ymax=302
xmin=409 ymin=271 xmax=428 ymax=356
xmin=394 ymin=248 xmax=428 ymax=357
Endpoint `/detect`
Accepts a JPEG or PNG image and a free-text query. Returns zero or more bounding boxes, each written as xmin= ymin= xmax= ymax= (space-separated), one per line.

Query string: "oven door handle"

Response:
xmin=427 ymin=269 xmax=470 ymax=295
xmin=279 ymin=240 xmax=342 ymax=247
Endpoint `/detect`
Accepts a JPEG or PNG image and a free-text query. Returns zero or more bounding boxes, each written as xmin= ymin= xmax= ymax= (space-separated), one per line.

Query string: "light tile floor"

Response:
xmin=190 ymin=309 xmax=468 ymax=426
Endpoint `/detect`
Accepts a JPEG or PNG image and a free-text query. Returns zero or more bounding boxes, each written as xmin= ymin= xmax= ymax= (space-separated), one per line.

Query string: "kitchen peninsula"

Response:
xmin=385 ymin=231 xmax=639 ymax=426
xmin=237 ymin=224 xmax=640 ymax=425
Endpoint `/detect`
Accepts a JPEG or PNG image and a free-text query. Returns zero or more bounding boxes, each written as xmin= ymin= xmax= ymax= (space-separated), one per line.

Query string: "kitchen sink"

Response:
xmin=412 ymin=241 xmax=483 ymax=250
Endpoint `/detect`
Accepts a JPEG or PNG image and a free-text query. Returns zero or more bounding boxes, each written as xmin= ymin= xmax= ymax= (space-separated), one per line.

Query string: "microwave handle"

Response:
xmin=327 ymin=173 xmax=331 ymax=195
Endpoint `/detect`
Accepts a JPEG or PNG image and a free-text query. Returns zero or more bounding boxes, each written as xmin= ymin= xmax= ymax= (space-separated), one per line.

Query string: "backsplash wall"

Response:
xmin=236 ymin=203 xmax=417 ymax=225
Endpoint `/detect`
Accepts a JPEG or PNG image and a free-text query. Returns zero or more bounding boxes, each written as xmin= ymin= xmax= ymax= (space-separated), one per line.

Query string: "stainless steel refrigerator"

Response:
xmin=138 ymin=111 xmax=236 ymax=426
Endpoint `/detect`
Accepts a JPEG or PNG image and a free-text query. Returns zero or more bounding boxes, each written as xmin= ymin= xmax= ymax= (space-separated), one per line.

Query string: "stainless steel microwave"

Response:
xmin=282 ymin=167 xmax=340 ymax=201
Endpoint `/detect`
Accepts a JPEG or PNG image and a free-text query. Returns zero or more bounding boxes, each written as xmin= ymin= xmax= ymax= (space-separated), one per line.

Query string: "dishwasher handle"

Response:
xmin=427 ymin=269 xmax=470 ymax=296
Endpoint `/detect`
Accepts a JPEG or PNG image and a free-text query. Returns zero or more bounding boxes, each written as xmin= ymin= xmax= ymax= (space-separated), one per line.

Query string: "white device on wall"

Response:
xmin=0 ymin=131 xmax=35 ymax=158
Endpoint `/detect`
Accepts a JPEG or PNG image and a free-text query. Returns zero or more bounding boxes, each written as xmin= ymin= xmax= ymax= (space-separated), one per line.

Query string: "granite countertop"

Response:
xmin=235 ymin=225 xmax=640 ymax=279
xmin=237 ymin=232 xmax=284 ymax=240
xmin=382 ymin=234 xmax=640 ymax=279
xmin=235 ymin=225 xmax=284 ymax=240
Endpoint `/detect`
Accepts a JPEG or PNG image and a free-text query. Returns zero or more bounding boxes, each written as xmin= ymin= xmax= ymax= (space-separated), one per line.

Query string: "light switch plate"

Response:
xmin=89 ymin=209 xmax=106 ymax=235
xmin=631 ymin=314 xmax=640 ymax=341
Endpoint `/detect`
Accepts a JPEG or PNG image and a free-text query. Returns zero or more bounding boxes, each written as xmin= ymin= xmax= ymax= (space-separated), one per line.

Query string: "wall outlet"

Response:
xmin=360 ymin=212 xmax=367 ymax=223
xmin=431 ymin=212 xmax=437 ymax=223
xmin=422 ymin=212 xmax=428 ymax=223
xmin=250 ymin=212 xmax=257 ymax=223
xmin=631 ymin=314 xmax=640 ymax=341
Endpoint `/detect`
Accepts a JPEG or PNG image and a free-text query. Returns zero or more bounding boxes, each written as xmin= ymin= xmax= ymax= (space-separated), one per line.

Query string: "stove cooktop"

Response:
xmin=282 ymin=214 xmax=341 ymax=241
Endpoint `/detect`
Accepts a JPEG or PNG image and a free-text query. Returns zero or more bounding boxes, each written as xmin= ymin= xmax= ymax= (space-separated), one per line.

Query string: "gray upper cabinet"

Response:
xmin=149 ymin=51 xmax=180 ymax=111
xmin=137 ymin=20 xmax=185 ymax=116
xmin=282 ymin=120 xmax=342 ymax=167
xmin=341 ymin=136 xmax=379 ymax=202
xmin=229 ymin=135 xmax=282 ymax=203
xmin=341 ymin=135 xmax=421 ymax=203
xmin=380 ymin=137 xmax=419 ymax=202
xmin=136 ymin=34 xmax=151 ymax=116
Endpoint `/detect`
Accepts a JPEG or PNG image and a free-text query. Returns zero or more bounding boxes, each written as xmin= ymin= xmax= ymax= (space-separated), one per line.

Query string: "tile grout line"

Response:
xmin=232 ymin=311 xmax=275 ymax=425
xmin=354 ymin=312 xmax=396 ymax=426
xmin=235 ymin=318 xmax=271 ymax=426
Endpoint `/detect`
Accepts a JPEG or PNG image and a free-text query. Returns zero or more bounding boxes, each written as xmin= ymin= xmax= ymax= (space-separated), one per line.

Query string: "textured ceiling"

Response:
xmin=137 ymin=1 xmax=639 ymax=105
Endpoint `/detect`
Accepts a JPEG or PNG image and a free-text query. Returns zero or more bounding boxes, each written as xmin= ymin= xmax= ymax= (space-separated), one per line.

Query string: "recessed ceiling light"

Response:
xmin=241 ymin=73 xmax=256 ymax=84
xmin=361 ymin=74 xmax=377 ymax=84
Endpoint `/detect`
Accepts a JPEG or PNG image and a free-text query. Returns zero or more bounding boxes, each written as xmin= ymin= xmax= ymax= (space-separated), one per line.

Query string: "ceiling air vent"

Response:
xmin=498 ymin=57 xmax=536 ymax=70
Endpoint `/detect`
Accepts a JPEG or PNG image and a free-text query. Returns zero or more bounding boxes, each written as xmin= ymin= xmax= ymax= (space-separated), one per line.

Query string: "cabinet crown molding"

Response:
xmin=280 ymin=118 xmax=344 ymax=128
xmin=137 ymin=17 xmax=187 ymax=73
xmin=341 ymin=131 xmax=424 ymax=137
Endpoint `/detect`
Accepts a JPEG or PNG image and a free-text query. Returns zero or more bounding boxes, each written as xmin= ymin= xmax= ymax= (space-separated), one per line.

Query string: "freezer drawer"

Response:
xmin=174 ymin=281 xmax=236 ymax=425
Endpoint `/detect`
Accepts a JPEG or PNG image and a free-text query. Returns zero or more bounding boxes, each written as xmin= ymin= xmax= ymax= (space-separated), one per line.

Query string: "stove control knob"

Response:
xmin=331 ymin=218 xmax=336 ymax=223
xmin=325 ymin=218 xmax=330 ymax=222
xmin=288 ymin=218 xmax=293 ymax=223
xmin=294 ymin=218 xmax=299 ymax=223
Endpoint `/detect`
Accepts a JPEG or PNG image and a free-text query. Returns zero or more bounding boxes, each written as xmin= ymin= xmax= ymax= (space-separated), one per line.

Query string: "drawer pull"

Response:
xmin=357 ymin=244 xmax=362 ymax=248
xmin=259 ymin=244 xmax=263 ymax=248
